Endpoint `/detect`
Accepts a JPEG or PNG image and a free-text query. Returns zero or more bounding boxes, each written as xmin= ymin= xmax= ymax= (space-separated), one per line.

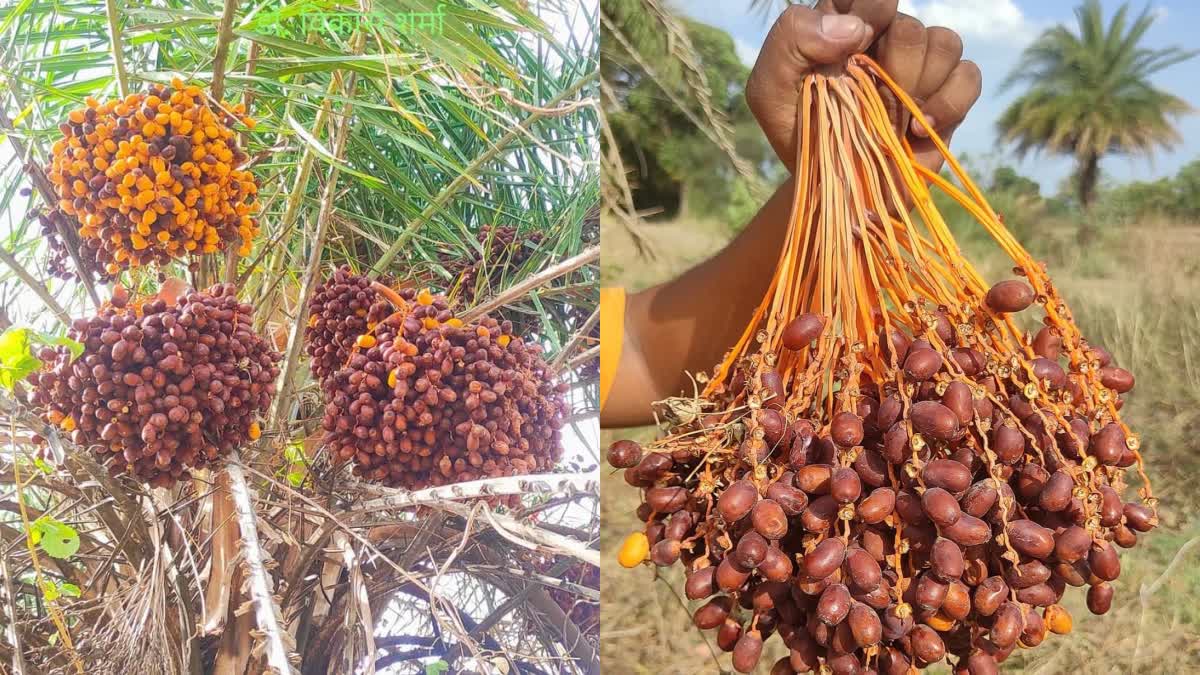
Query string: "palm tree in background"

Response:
xmin=998 ymin=0 xmax=1196 ymax=222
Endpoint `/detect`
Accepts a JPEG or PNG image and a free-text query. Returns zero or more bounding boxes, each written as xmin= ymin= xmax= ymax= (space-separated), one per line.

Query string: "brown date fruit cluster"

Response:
xmin=33 ymin=208 xmax=94 ymax=283
xmin=305 ymin=265 xmax=394 ymax=381
xmin=610 ymin=278 xmax=1156 ymax=674
xmin=29 ymin=284 xmax=281 ymax=487
xmin=40 ymin=79 xmax=259 ymax=282
xmin=440 ymin=225 xmax=544 ymax=303
xmin=311 ymin=271 xmax=568 ymax=489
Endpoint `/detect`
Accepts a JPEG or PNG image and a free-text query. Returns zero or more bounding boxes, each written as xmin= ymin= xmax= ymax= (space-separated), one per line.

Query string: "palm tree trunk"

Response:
xmin=1078 ymin=152 xmax=1101 ymax=242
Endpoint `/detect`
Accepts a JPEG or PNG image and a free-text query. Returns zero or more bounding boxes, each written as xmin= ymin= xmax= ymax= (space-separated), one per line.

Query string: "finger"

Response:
xmin=873 ymin=12 xmax=927 ymax=129
xmin=816 ymin=0 xmax=900 ymax=43
xmin=911 ymin=60 xmax=982 ymax=138
xmin=911 ymin=126 xmax=958 ymax=174
xmin=876 ymin=13 xmax=927 ymax=96
xmin=768 ymin=5 xmax=871 ymax=68
xmin=746 ymin=6 xmax=870 ymax=168
xmin=914 ymin=27 xmax=963 ymax=102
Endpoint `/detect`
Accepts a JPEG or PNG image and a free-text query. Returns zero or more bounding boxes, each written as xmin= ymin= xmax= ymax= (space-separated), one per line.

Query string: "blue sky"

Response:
xmin=678 ymin=0 xmax=1200 ymax=195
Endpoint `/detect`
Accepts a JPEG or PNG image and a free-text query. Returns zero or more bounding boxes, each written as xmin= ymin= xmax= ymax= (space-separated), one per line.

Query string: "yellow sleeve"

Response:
xmin=599 ymin=287 xmax=625 ymax=413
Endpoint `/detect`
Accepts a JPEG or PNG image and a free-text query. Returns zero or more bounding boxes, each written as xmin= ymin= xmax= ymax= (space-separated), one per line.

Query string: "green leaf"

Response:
xmin=30 ymin=517 xmax=80 ymax=560
xmin=0 ymin=328 xmax=84 ymax=391
xmin=286 ymin=114 xmax=385 ymax=187
xmin=0 ymin=0 xmax=35 ymax=38
xmin=284 ymin=441 xmax=307 ymax=465
xmin=0 ymin=328 xmax=41 ymax=391
xmin=286 ymin=470 xmax=306 ymax=487
xmin=425 ymin=661 xmax=449 ymax=675
xmin=39 ymin=580 xmax=80 ymax=602
xmin=34 ymin=458 xmax=53 ymax=475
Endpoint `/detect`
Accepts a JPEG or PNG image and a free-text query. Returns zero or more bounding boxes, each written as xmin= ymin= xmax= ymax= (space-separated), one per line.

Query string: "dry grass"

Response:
xmin=600 ymin=212 xmax=1200 ymax=673
xmin=600 ymin=216 xmax=732 ymax=290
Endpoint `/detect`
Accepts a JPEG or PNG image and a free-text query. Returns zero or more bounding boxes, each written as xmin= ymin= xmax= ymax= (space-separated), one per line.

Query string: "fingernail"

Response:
xmin=820 ymin=14 xmax=863 ymax=39
xmin=911 ymin=114 xmax=935 ymax=138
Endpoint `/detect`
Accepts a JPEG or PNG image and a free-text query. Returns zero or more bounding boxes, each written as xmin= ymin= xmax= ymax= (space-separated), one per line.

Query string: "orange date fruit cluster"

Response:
xmin=43 ymin=79 xmax=259 ymax=281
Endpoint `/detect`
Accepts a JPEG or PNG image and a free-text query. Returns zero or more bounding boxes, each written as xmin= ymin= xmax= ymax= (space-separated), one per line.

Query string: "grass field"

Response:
xmin=600 ymin=211 xmax=1200 ymax=674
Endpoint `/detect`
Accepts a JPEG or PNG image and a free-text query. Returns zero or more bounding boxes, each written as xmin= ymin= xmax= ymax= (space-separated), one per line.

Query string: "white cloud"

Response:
xmin=897 ymin=0 xmax=1040 ymax=46
xmin=1152 ymin=5 xmax=1169 ymax=22
xmin=734 ymin=36 xmax=760 ymax=66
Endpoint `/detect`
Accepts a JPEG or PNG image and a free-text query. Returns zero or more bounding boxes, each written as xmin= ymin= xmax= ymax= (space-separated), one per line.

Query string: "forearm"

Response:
xmin=602 ymin=177 xmax=796 ymax=427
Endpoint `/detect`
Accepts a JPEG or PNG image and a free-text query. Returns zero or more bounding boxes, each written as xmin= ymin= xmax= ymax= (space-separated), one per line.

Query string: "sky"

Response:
xmin=677 ymin=0 xmax=1200 ymax=195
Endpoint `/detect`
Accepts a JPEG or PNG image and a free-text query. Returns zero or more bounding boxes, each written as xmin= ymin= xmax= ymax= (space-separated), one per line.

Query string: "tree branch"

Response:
xmin=0 ymin=98 xmax=101 ymax=307
xmin=353 ymin=472 xmax=596 ymax=512
xmin=459 ymin=246 xmax=598 ymax=324
xmin=210 ymin=0 xmax=240 ymax=102
xmin=270 ymin=55 xmax=362 ymax=430
xmin=551 ymin=305 xmax=599 ymax=371
xmin=104 ymin=0 xmax=129 ymax=97
xmin=0 ymin=246 xmax=70 ymax=325
xmin=225 ymin=450 xmax=298 ymax=672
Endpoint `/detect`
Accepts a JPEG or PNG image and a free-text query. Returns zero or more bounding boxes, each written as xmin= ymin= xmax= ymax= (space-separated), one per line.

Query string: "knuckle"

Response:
xmin=780 ymin=3 xmax=817 ymax=29
xmin=744 ymin=76 xmax=760 ymax=104
xmin=958 ymin=60 xmax=983 ymax=82
xmin=864 ymin=0 xmax=901 ymax=22
xmin=744 ymin=72 xmax=774 ymax=116
xmin=931 ymin=91 xmax=968 ymax=121
xmin=890 ymin=13 xmax=927 ymax=43
xmin=954 ymin=61 xmax=984 ymax=100
xmin=927 ymin=26 xmax=964 ymax=55
xmin=745 ymin=74 xmax=764 ymax=108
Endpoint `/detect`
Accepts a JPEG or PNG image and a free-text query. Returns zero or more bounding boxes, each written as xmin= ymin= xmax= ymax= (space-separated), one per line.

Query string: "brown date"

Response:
xmin=985 ymin=279 xmax=1034 ymax=313
xmin=782 ymin=313 xmax=825 ymax=351
xmin=719 ymin=480 xmax=759 ymax=522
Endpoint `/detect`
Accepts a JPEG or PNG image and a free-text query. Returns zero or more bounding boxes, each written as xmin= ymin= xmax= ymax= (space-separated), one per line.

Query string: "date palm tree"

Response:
xmin=998 ymin=0 xmax=1197 ymax=219
xmin=0 ymin=1 xmax=599 ymax=673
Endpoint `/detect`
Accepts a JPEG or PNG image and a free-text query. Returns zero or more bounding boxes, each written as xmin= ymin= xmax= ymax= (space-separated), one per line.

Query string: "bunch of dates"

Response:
xmin=30 ymin=284 xmax=279 ymax=486
xmin=612 ymin=278 xmax=1157 ymax=674
xmin=309 ymin=268 xmax=568 ymax=489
